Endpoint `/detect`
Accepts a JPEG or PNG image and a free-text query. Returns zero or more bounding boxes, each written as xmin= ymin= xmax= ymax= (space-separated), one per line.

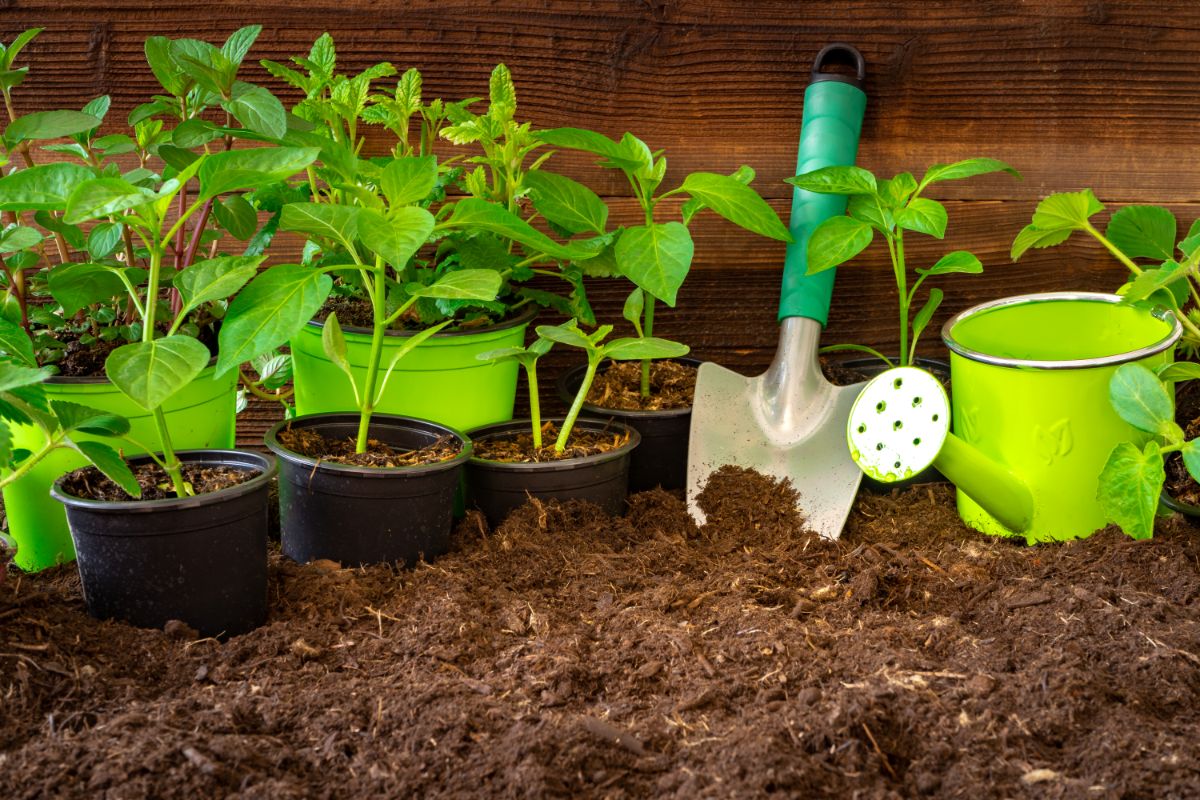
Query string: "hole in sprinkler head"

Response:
xmin=894 ymin=461 xmax=901 ymax=469
xmin=893 ymin=420 xmax=903 ymax=431
xmin=875 ymin=442 xmax=884 ymax=451
xmin=875 ymin=400 xmax=887 ymax=413
xmin=857 ymin=424 xmax=866 ymax=434
xmin=893 ymin=377 xmax=903 ymax=389
xmin=912 ymin=396 xmax=922 ymax=407
xmin=913 ymin=437 xmax=921 ymax=446
xmin=932 ymin=413 xmax=940 ymax=422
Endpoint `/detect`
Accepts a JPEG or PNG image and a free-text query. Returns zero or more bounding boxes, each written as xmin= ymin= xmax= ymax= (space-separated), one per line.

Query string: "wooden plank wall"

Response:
xmin=3 ymin=1 xmax=1196 ymax=441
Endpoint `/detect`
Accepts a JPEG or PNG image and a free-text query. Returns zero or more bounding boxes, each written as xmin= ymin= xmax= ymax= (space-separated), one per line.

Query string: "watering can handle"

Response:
xmin=778 ymin=44 xmax=868 ymax=325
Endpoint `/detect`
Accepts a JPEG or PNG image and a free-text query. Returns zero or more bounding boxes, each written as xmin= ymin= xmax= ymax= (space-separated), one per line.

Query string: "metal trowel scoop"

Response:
xmin=686 ymin=44 xmax=869 ymax=539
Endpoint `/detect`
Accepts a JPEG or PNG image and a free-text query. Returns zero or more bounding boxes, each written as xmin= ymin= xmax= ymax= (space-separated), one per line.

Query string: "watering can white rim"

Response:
xmin=940 ymin=291 xmax=1182 ymax=371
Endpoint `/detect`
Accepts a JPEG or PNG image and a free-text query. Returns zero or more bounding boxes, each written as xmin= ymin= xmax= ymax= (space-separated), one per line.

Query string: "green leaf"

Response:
xmin=0 ymin=361 xmax=51 ymax=394
xmin=894 ymin=198 xmax=948 ymax=239
xmin=918 ymin=158 xmax=1019 ymax=189
xmin=105 ymin=336 xmax=211 ymax=411
xmin=1097 ymin=441 xmax=1165 ymax=539
xmin=1105 ymin=205 xmax=1177 ymax=262
xmin=0 ymin=162 xmax=93 ymax=211
xmin=488 ymin=63 xmax=516 ymax=122
xmin=216 ymin=264 xmax=333 ymax=376
xmin=1108 ymin=363 xmax=1176 ymax=438
xmin=1155 ymin=361 xmax=1200 ymax=383
xmin=280 ymin=202 xmax=359 ymax=250
xmin=535 ymin=128 xmax=643 ymax=169
xmin=536 ymin=320 xmax=592 ymax=350
xmin=320 ymin=312 xmax=357 ymax=398
xmin=357 ymin=207 xmax=434 ymax=269
xmin=172 ymin=38 xmax=231 ymax=95
xmin=50 ymin=400 xmax=130 ymax=437
xmin=614 ymin=222 xmax=694 ymax=307
xmin=441 ymin=198 xmax=592 ymax=262
xmin=847 ymin=193 xmax=892 ymax=233
xmin=171 ymin=118 xmax=221 ymax=148
xmin=46 ymin=262 xmax=126 ymax=315
xmin=0 ymin=316 xmax=36 ymax=366
xmin=919 ymin=251 xmax=983 ymax=276
xmin=212 ymin=194 xmax=258 ymax=240
xmin=1182 ymin=439 xmax=1200 ymax=486
xmin=176 ymin=255 xmax=264 ymax=314
xmin=601 ymin=336 xmax=689 ymax=361
xmin=806 ymin=216 xmax=873 ymax=274
xmin=1123 ymin=261 xmax=1190 ymax=304
xmin=0 ymin=224 xmax=42 ymax=253
xmin=525 ymin=171 xmax=608 ymax=235
xmin=86 ymin=221 xmax=124 ymax=259
xmin=221 ymin=25 xmax=262 ymax=65
xmin=64 ymin=178 xmax=155 ymax=224
xmin=2 ymin=28 xmax=44 ymax=69
xmin=381 ymin=156 xmax=437 ymax=207
xmin=74 ymin=440 xmax=140 ymax=498
xmin=622 ymin=287 xmax=644 ymax=328
xmin=880 ymin=173 xmax=918 ymax=207
xmin=475 ymin=345 xmax=535 ymax=367
xmin=144 ymin=36 xmax=191 ymax=96
xmin=5 ymin=111 xmax=102 ymax=144
xmin=785 ymin=166 xmax=877 ymax=196
xmin=79 ymin=96 xmax=111 ymax=127
xmin=1011 ymin=223 xmax=1074 ymax=261
xmin=224 ymin=82 xmax=287 ymax=139
xmin=910 ymin=288 xmax=944 ymax=346
xmin=1031 ymin=190 xmax=1104 ymax=231
xmin=406 ymin=269 xmax=501 ymax=301
xmin=198 ymin=146 xmax=320 ymax=201
xmin=679 ymin=172 xmax=790 ymax=242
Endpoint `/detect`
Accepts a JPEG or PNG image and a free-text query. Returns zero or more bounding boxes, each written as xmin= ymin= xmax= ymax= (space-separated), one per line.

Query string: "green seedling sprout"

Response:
xmin=789 ymin=159 xmax=1020 ymax=366
xmin=475 ymin=338 xmax=554 ymax=449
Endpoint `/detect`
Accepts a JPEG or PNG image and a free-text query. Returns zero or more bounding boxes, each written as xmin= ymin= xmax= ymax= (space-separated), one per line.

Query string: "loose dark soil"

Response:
xmin=316 ymin=297 xmax=504 ymax=333
xmin=586 ymin=361 xmax=696 ymax=412
xmin=3 ymin=469 xmax=1199 ymax=798
xmin=57 ymin=462 xmax=257 ymax=502
xmin=276 ymin=426 xmax=462 ymax=469
xmin=1166 ymin=378 xmax=1200 ymax=506
xmin=44 ymin=325 xmax=218 ymax=378
xmin=474 ymin=421 xmax=630 ymax=462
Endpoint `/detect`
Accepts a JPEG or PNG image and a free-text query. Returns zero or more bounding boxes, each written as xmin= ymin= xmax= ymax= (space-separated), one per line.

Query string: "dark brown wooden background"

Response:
xmin=4 ymin=1 xmax=1195 ymax=440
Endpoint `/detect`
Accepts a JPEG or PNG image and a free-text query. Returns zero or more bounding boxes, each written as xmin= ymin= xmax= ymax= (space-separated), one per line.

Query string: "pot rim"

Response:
xmin=557 ymin=356 xmax=702 ymax=419
xmin=941 ymin=292 xmax=1182 ymax=370
xmin=45 ymin=355 xmax=219 ymax=386
xmin=1160 ymin=489 xmax=1200 ymax=516
xmin=49 ymin=449 xmax=277 ymax=512
xmin=265 ymin=412 xmax=472 ymax=477
xmin=304 ymin=305 xmax=537 ymax=339
xmin=467 ymin=417 xmax=641 ymax=470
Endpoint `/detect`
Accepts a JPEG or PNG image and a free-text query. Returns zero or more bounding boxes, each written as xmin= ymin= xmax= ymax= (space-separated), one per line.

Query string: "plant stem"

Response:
xmin=181 ymin=198 xmax=214 ymax=270
xmin=893 ymin=233 xmax=909 ymax=366
xmin=640 ymin=296 xmax=655 ymax=397
xmin=557 ymin=356 xmax=598 ymax=454
xmin=0 ymin=431 xmax=65 ymax=491
xmin=526 ymin=361 xmax=541 ymax=449
xmin=151 ymin=405 xmax=189 ymax=497
xmin=1083 ymin=222 xmax=1144 ymax=276
xmin=355 ymin=259 xmax=388 ymax=454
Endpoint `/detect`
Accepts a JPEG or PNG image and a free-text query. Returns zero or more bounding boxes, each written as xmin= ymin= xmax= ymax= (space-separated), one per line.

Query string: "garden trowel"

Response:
xmin=686 ymin=43 xmax=868 ymax=539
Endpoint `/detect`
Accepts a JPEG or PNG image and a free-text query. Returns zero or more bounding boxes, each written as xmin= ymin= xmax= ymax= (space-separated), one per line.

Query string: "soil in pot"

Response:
xmin=58 ymin=462 xmax=257 ymax=502
xmin=473 ymin=421 xmax=631 ymax=462
xmin=274 ymin=426 xmax=462 ymax=468
xmin=585 ymin=360 xmax=697 ymax=411
xmin=1164 ymin=379 xmax=1200 ymax=510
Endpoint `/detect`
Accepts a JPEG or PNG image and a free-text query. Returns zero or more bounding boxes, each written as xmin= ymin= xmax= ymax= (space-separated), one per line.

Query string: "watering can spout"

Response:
xmin=935 ymin=433 xmax=1034 ymax=534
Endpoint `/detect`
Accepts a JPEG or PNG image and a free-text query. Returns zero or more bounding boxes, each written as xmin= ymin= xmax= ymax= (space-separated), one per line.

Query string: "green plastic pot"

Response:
xmin=290 ymin=308 xmax=535 ymax=432
xmin=849 ymin=293 xmax=1181 ymax=543
xmin=2 ymin=364 xmax=237 ymax=572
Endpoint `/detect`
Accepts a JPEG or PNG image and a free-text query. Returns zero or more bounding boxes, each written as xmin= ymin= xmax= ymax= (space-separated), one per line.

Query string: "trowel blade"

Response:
xmin=686 ymin=361 xmax=865 ymax=540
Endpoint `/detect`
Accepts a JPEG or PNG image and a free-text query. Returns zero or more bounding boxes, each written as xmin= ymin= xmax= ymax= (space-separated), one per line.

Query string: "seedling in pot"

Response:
xmin=1012 ymin=191 xmax=1200 ymax=354
xmin=474 ymin=338 xmax=554 ymax=449
xmin=789 ymin=159 xmax=1020 ymax=366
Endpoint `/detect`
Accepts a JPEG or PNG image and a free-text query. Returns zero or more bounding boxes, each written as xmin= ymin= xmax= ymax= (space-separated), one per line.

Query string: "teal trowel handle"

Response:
xmin=779 ymin=45 xmax=868 ymax=325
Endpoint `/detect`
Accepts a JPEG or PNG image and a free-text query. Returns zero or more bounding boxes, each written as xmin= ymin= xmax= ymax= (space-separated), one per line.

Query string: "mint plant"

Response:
xmin=788 ymin=159 xmax=1019 ymax=366
xmin=534 ymin=128 xmax=791 ymax=395
xmin=1012 ymin=191 xmax=1200 ymax=355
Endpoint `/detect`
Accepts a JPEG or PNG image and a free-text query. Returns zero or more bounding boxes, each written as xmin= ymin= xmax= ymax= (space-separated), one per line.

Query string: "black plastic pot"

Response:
xmin=1161 ymin=490 xmax=1200 ymax=521
xmin=831 ymin=356 xmax=952 ymax=491
xmin=50 ymin=449 xmax=275 ymax=639
xmin=556 ymin=357 xmax=700 ymax=493
xmin=465 ymin=418 xmax=641 ymax=527
xmin=265 ymin=413 xmax=470 ymax=567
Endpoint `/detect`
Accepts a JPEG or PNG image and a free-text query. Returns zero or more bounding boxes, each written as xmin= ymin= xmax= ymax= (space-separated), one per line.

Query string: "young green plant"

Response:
xmin=788 ymin=159 xmax=1020 ymax=366
xmin=474 ymin=338 xmax=554 ymax=449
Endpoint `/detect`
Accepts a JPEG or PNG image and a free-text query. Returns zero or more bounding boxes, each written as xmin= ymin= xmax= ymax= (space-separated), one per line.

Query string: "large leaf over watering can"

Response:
xmin=687 ymin=44 xmax=869 ymax=539
xmin=847 ymin=292 xmax=1181 ymax=543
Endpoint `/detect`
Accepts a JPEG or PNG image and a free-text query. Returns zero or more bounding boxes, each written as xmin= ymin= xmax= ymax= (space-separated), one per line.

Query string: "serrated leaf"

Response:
xmin=1105 ymin=205 xmax=1177 ymax=262
xmin=1097 ymin=441 xmax=1164 ymax=539
xmin=919 ymin=251 xmax=983 ymax=276
xmin=6 ymin=111 xmax=102 ymax=144
xmin=488 ymin=63 xmax=516 ymax=122
xmin=785 ymin=165 xmax=877 ymax=196
xmin=0 ymin=162 xmax=93 ymax=211
xmin=0 ymin=316 xmax=36 ymax=366
xmin=1123 ymin=261 xmax=1189 ymax=304
xmin=222 ymin=25 xmax=262 ymax=66
xmin=1011 ymin=223 xmax=1074 ymax=261
xmin=918 ymin=158 xmax=1019 ymax=189
xmin=406 ymin=269 xmax=501 ymax=301
xmin=50 ymin=400 xmax=130 ymax=436
xmin=46 ymin=262 xmax=126 ymax=315
xmin=357 ymin=206 xmax=434 ymax=269
xmin=105 ymin=336 xmax=211 ymax=411
xmin=1031 ymin=190 xmax=1104 ymax=231
xmin=0 ymin=361 xmax=50 ymax=395
xmin=216 ymin=264 xmax=333 ymax=376
xmin=806 ymin=216 xmax=874 ymax=274
xmin=895 ymin=198 xmax=948 ymax=238
xmin=601 ymin=336 xmax=689 ymax=361
xmin=679 ymin=172 xmax=790 ymax=242
xmin=176 ymin=255 xmax=263 ymax=314
xmin=225 ymin=82 xmax=287 ymax=139
xmin=525 ymin=171 xmax=608 ymax=235
xmin=75 ymin=440 xmax=140 ymax=498
xmin=307 ymin=33 xmax=336 ymax=78
xmin=614 ymin=222 xmax=693 ymax=307
xmin=1109 ymin=363 xmax=1176 ymax=437
xmin=381 ymin=156 xmax=437 ymax=207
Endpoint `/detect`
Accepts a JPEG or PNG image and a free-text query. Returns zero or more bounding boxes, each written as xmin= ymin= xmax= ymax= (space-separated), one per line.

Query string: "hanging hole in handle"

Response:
xmin=811 ymin=43 xmax=866 ymax=88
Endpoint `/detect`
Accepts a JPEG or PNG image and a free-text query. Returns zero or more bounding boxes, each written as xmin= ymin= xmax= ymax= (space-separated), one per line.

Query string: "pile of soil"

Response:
xmin=57 ymin=463 xmax=258 ymax=502
xmin=3 ymin=469 xmax=1199 ymax=797
xmin=473 ymin=421 xmax=630 ymax=462
xmin=275 ymin=427 xmax=462 ymax=469
xmin=586 ymin=361 xmax=696 ymax=412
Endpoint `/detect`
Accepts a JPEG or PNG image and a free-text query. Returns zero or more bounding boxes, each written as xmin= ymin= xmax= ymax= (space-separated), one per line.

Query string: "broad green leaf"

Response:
xmin=216 ymin=264 xmax=333 ymax=376
xmin=64 ymin=178 xmax=155 ymax=224
xmin=212 ymin=194 xmax=258 ymax=240
xmin=47 ymin=262 xmax=126 ymax=315
xmin=1105 ymin=205 xmax=1177 ymax=262
xmin=357 ymin=206 xmax=434 ymax=269
xmin=1108 ymin=363 xmax=1176 ymax=437
xmin=0 ymin=361 xmax=51 ymax=394
xmin=601 ymin=336 xmax=689 ymax=361
xmin=320 ymin=312 xmax=357 ymax=400
xmin=222 ymin=24 xmax=262 ymax=65
xmin=0 ymin=162 xmax=93 ymax=211
xmin=1182 ymin=439 xmax=1200 ymax=485
xmin=74 ymin=440 xmax=140 ymax=498
xmin=847 ymin=193 xmax=892 ymax=233
xmin=679 ymin=172 xmax=790 ymax=242
xmin=0 ymin=224 xmax=42 ymax=253
xmin=785 ymin=166 xmax=877 ymax=196
xmin=0 ymin=317 xmax=36 ymax=366
xmin=225 ymin=81 xmax=287 ymax=139
xmin=475 ymin=346 xmax=534 ymax=366
xmin=172 ymin=118 xmax=221 ymax=148
xmin=1155 ymin=361 xmax=1200 ymax=383
xmin=1031 ymin=189 xmax=1104 ymax=231
xmin=176 ymin=255 xmax=264 ymax=313
xmin=280 ymin=202 xmax=359 ymax=250
xmin=619 ymin=132 xmax=654 ymax=174
xmin=614 ymin=222 xmax=694 ymax=307
xmin=2 ymin=28 xmax=44 ymax=69
xmin=880 ymin=173 xmax=918 ymax=207
xmin=5 ymin=111 xmax=101 ymax=144
xmin=918 ymin=158 xmax=1019 ymax=190
xmin=1123 ymin=261 xmax=1189 ymax=304
xmin=198 ymin=146 xmax=319 ymax=201
xmin=381 ymin=156 xmax=437 ymax=207
xmin=535 ymin=127 xmax=643 ymax=169
xmin=172 ymin=38 xmax=231 ymax=95
xmin=623 ymin=287 xmax=644 ymax=328
xmin=144 ymin=36 xmax=191 ymax=96
xmin=919 ymin=251 xmax=983 ymax=276
xmin=536 ymin=321 xmax=591 ymax=350
xmin=910 ymin=287 xmax=944 ymax=346
xmin=441 ymin=198 xmax=592 ymax=262
xmin=894 ymin=198 xmax=948 ymax=239
xmin=105 ymin=336 xmax=211 ymax=411
xmin=86 ymin=221 xmax=123 ymax=259
xmin=1097 ymin=441 xmax=1164 ymax=539
xmin=806 ymin=216 xmax=873 ymax=274
xmin=1011 ymin=223 xmax=1073 ymax=261
xmin=50 ymin=400 xmax=130 ymax=437
xmin=406 ymin=269 xmax=501 ymax=301
xmin=525 ymin=171 xmax=608 ymax=235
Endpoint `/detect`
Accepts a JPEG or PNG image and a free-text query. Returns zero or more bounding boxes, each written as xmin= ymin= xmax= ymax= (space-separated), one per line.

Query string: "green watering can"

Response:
xmin=847 ymin=292 xmax=1181 ymax=543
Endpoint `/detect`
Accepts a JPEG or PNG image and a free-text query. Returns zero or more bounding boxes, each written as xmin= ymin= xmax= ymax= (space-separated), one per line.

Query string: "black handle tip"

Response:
xmin=811 ymin=43 xmax=866 ymax=89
